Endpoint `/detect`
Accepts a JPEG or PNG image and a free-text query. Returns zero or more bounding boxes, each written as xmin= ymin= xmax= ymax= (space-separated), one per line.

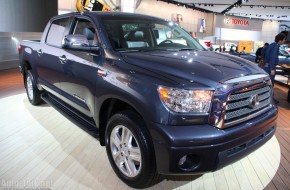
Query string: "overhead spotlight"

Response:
xmin=250 ymin=5 xmax=253 ymax=8
xmin=281 ymin=6 xmax=284 ymax=9
xmin=263 ymin=6 xmax=266 ymax=8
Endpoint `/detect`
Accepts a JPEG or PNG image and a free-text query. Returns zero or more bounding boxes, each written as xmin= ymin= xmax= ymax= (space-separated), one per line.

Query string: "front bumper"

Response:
xmin=150 ymin=105 xmax=277 ymax=175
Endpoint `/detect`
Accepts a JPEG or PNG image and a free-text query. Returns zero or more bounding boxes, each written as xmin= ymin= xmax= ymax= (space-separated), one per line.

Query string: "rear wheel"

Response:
xmin=25 ymin=70 xmax=42 ymax=105
xmin=105 ymin=110 xmax=160 ymax=188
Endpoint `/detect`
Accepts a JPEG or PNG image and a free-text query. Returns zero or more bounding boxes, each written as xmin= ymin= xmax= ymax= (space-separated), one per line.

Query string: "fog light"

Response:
xmin=178 ymin=155 xmax=187 ymax=166
xmin=178 ymin=154 xmax=200 ymax=171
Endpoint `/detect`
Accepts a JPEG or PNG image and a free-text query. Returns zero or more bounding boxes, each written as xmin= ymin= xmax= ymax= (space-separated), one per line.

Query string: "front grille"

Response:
xmin=224 ymin=85 xmax=272 ymax=127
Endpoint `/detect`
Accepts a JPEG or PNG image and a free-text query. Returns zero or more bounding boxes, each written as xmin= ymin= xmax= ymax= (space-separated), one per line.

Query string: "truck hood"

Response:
xmin=121 ymin=50 xmax=264 ymax=88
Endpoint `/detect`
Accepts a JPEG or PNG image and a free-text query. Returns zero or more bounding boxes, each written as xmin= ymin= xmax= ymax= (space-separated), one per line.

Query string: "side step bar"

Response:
xmin=41 ymin=92 xmax=99 ymax=138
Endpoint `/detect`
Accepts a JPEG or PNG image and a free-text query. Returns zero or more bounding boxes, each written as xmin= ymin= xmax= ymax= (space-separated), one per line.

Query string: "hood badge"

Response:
xmin=248 ymin=94 xmax=259 ymax=109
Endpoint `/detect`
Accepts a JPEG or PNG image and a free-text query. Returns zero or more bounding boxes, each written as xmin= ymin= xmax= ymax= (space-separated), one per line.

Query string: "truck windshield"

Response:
xmin=100 ymin=16 xmax=205 ymax=52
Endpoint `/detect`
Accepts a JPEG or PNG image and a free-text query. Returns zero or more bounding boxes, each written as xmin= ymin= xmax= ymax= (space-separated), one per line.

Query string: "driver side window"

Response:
xmin=71 ymin=18 xmax=98 ymax=46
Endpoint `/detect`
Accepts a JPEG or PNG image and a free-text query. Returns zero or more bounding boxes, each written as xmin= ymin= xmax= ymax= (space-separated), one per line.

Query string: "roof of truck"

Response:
xmin=58 ymin=11 xmax=167 ymax=22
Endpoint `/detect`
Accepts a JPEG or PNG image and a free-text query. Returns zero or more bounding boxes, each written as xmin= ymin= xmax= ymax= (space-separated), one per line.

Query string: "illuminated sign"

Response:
xmin=76 ymin=0 xmax=110 ymax=12
xmin=224 ymin=17 xmax=249 ymax=26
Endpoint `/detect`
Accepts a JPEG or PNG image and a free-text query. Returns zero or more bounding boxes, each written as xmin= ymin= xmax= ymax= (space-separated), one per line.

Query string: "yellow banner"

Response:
xmin=76 ymin=0 xmax=110 ymax=12
xmin=238 ymin=40 xmax=253 ymax=53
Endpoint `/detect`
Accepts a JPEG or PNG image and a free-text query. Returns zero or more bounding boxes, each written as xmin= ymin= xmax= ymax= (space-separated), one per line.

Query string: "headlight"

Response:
xmin=158 ymin=86 xmax=213 ymax=113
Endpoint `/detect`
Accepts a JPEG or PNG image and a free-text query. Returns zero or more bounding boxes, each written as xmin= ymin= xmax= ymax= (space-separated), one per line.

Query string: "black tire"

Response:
xmin=25 ymin=70 xmax=42 ymax=105
xmin=105 ymin=110 xmax=160 ymax=188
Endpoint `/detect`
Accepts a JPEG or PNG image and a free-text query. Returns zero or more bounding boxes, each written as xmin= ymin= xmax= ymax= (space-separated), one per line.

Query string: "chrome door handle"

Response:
xmin=37 ymin=49 xmax=43 ymax=56
xmin=97 ymin=69 xmax=107 ymax=76
xmin=59 ymin=55 xmax=67 ymax=63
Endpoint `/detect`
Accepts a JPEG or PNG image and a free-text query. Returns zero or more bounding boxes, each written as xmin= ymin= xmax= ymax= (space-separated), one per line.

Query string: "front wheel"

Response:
xmin=105 ymin=110 xmax=160 ymax=188
xmin=25 ymin=70 xmax=42 ymax=105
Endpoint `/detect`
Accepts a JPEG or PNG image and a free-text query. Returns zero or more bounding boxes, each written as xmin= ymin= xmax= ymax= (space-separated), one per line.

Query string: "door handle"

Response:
xmin=97 ymin=69 xmax=107 ymax=77
xmin=37 ymin=49 xmax=43 ymax=56
xmin=59 ymin=55 xmax=67 ymax=63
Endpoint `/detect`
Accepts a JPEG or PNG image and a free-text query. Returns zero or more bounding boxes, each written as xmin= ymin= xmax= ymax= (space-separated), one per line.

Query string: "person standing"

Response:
xmin=264 ymin=33 xmax=286 ymax=85
xmin=264 ymin=33 xmax=286 ymax=104
xmin=241 ymin=47 xmax=246 ymax=53
xmin=258 ymin=43 xmax=269 ymax=67
xmin=255 ymin=46 xmax=263 ymax=63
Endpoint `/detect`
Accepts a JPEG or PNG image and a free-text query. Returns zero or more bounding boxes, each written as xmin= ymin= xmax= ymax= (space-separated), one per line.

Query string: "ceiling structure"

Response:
xmin=162 ymin=0 xmax=290 ymax=21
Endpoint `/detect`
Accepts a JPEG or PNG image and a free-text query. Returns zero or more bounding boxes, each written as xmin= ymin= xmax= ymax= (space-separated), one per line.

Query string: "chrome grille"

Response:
xmin=224 ymin=85 xmax=272 ymax=127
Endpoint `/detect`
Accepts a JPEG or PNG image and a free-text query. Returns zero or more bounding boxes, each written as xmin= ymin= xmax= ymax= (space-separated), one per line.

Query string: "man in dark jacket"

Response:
xmin=261 ymin=43 xmax=269 ymax=62
xmin=264 ymin=33 xmax=286 ymax=86
xmin=257 ymin=43 xmax=269 ymax=67
xmin=264 ymin=33 xmax=286 ymax=104
xmin=256 ymin=43 xmax=269 ymax=63
xmin=255 ymin=46 xmax=263 ymax=63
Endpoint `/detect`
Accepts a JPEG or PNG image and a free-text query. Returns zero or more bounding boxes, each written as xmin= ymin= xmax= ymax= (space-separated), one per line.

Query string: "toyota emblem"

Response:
xmin=249 ymin=94 xmax=259 ymax=108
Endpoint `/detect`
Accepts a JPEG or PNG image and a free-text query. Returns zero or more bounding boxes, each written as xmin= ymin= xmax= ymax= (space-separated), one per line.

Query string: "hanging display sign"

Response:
xmin=224 ymin=17 xmax=249 ymax=26
xmin=215 ymin=15 xmax=263 ymax=31
xmin=76 ymin=0 xmax=110 ymax=12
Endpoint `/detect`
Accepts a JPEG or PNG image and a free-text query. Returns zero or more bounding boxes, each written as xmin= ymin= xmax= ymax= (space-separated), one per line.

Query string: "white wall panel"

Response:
xmin=261 ymin=20 xmax=280 ymax=44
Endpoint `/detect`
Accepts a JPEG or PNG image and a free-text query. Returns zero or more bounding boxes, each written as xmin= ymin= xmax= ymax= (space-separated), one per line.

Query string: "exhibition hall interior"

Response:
xmin=0 ymin=0 xmax=290 ymax=189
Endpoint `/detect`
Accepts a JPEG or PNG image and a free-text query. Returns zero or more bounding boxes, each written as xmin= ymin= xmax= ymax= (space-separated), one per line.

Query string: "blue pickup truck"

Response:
xmin=19 ymin=12 xmax=278 ymax=188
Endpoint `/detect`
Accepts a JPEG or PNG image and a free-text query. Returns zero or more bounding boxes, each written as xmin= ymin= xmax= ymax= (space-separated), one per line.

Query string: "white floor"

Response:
xmin=0 ymin=93 xmax=281 ymax=190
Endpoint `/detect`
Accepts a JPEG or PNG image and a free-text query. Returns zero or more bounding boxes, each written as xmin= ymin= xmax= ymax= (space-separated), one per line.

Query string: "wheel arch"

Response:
xmin=22 ymin=60 xmax=32 ymax=86
xmin=98 ymin=97 xmax=145 ymax=146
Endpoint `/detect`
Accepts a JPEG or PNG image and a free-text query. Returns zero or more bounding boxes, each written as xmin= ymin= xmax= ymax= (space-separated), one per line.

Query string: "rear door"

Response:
xmin=37 ymin=17 xmax=70 ymax=95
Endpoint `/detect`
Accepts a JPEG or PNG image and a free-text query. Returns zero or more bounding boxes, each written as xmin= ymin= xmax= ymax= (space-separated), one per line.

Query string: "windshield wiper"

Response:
xmin=118 ymin=49 xmax=141 ymax=53
xmin=179 ymin=48 xmax=197 ymax=51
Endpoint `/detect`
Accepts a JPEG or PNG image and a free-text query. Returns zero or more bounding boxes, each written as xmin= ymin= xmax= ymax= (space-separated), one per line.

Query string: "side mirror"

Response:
xmin=62 ymin=34 xmax=101 ymax=56
xmin=63 ymin=34 xmax=90 ymax=50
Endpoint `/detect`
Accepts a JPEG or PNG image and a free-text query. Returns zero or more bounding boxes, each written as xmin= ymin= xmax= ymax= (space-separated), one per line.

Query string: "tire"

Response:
xmin=105 ymin=110 xmax=160 ymax=188
xmin=25 ymin=70 xmax=42 ymax=105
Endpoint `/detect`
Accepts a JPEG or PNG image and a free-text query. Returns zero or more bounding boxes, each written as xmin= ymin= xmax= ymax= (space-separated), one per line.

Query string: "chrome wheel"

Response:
xmin=26 ymin=75 xmax=33 ymax=100
xmin=110 ymin=125 xmax=142 ymax=177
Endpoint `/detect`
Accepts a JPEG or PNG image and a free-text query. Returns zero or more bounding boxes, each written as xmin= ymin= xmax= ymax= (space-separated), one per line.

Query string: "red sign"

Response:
xmin=232 ymin=19 xmax=249 ymax=25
